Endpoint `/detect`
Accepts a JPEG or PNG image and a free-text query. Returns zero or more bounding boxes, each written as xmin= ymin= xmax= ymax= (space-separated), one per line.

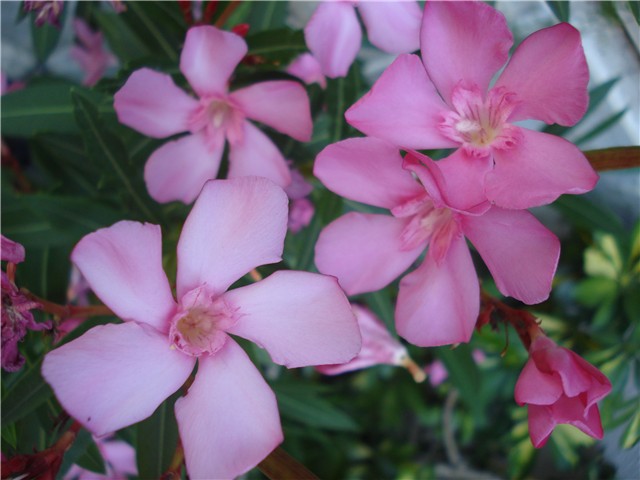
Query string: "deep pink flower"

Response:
xmin=305 ymin=0 xmax=422 ymax=78
xmin=70 ymin=19 xmax=117 ymax=87
xmin=114 ymin=26 xmax=312 ymax=204
xmin=345 ymin=1 xmax=597 ymax=210
xmin=515 ymin=334 xmax=611 ymax=448
xmin=42 ymin=177 xmax=360 ymax=479
xmin=314 ymin=137 xmax=560 ymax=346
xmin=286 ymin=53 xmax=326 ymax=89
xmin=64 ymin=435 xmax=137 ymax=480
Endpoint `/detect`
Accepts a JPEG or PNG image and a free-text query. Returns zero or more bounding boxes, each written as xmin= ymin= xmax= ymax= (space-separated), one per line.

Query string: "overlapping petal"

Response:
xmin=358 ymin=1 xmax=421 ymax=54
xmin=420 ymin=1 xmax=512 ymax=104
xmin=461 ymin=207 xmax=560 ymax=304
xmin=487 ymin=128 xmax=598 ymax=209
xmin=180 ymin=25 xmax=247 ymax=98
xmin=515 ymin=360 xmax=563 ymax=406
xmin=225 ymin=271 xmax=360 ymax=368
xmin=176 ymin=177 xmax=288 ymax=299
xmin=230 ymin=81 xmax=312 ymax=142
xmin=305 ymin=2 xmax=361 ymax=78
xmin=71 ymin=221 xmax=176 ymax=332
xmin=345 ymin=54 xmax=455 ymax=149
xmin=175 ymin=340 xmax=283 ymax=480
xmin=315 ymin=212 xmax=424 ymax=295
xmin=496 ymin=23 xmax=588 ymax=126
xmin=144 ymin=132 xmax=224 ymax=204
xmin=314 ymin=137 xmax=423 ymax=210
xmin=113 ymin=68 xmax=199 ymax=138
xmin=42 ymin=322 xmax=194 ymax=436
xmin=395 ymin=234 xmax=479 ymax=347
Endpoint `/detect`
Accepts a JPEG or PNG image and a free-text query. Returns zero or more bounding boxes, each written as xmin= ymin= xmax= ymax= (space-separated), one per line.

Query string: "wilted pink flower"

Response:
xmin=286 ymin=53 xmax=326 ymax=89
xmin=64 ymin=436 xmax=137 ymax=480
xmin=70 ymin=19 xmax=117 ymax=87
xmin=284 ymin=167 xmax=315 ymax=233
xmin=42 ymin=177 xmax=360 ymax=479
xmin=515 ymin=333 xmax=611 ymax=448
xmin=1 ymin=235 xmax=48 ymax=372
xmin=346 ymin=1 xmax=597 ymax=210
xmin=314 ymin=137 xmax=560 ymax=347
xmin=24 ymin=0 xmax=63 ymax=27
xmin=114 ymin=25 xmax=312 ymax=204
xmin=305 ymin=0 xmax=422 ymax=78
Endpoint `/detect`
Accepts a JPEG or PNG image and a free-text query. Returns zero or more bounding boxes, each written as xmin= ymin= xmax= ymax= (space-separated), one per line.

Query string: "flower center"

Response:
xmin=170 ymin=287 xmax=239 ymax=357
xmin=188 ymin=96 xmax=245 ymax=146
xmin=439 ymin=84 xmax=521 ymax=156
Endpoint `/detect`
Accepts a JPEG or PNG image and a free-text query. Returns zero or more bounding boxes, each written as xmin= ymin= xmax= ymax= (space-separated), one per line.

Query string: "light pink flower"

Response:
xmin=314 ymin=137 xmax=560 ymax=347
xmin=42 ymin=177 xmax=360 ymax=479
xmin=64 ymin=435 xmax=137 ymax=480
xmin=305 ymin=0 xmax=422 ymax=78
xmin=286 ymin=53 xmax=326 ymax=89
xmin=70 ymin=19 xmax=117 ymax=87
xmin=345 ymin=1 xmax=598 ymax=209
xmin=515 ymin=334 xmax=611 ymax=448
xmin=114 ymin=25 xmax=312 ymax=204
xmin=284 ymin=167 xmax=315 ymax=233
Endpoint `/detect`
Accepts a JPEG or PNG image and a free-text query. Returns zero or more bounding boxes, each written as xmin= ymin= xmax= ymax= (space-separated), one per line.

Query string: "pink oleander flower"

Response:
xmin=1 ymin=235 xmax=48 ymax=372
xmin=114 ymin=25 xmax=312 ymax=204
xmin=515 ymin=333 xmax=611 ymax=448
xmin=42 ymin=177 xmax=360 ymax=479
xmin=345 ymin=1 xmax=598 ymax=210
xmin=24 ymin=0 xmax=63 ymax=27
xmin=64 ymin=435 xmax=137 ymax=480
xmin=286 ymin=53 xmax=326 ymax=89
xmin=284 ymin=167 xmax=315 ymax=233
xmin=305 ymin=0 xmax=422 ymax=78
xmin=70 ymin=19 xmax=117 ymax=87
xmin=314 ymin=137 xmax=560 ymax=346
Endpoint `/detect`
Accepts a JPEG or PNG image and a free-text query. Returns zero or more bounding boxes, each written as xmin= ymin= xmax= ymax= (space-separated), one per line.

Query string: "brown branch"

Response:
xmin=258 ymin=447 xmax=319 ymax=480
xmin=584 ymin=146 xmax=640 ymax=171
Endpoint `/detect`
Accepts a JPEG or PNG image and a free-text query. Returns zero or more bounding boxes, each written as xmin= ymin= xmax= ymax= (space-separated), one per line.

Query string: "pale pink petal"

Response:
xmin=314 ymin=137 xmax=423 ymax=210
xmin=495 ymin=23 xmax=588 ymax=126
xmin=230 ymin=81 xmax=312 ymax=142
xmin=177 ymin=177 xmax=288 ymax=299
xmin=144 ymin=132 xmax=224 ymax=204
xmin=345 ymin=54 xmax=455 ymax=149
xmin=71 ymin=221 xmax=176 ymax=333
xmin=515 ymin=359 xmax=563 ymax=406
xmin=315 ymin=212 xmax=424 ymax=295
xmin=305 ymin=2 xmax=361 ymax=78
xmin=180 ymin=25 xmax=247 ymax=98
xmin=528 ymin=405 xmax=556 ymax=448
xmin=286 ymin=53 xmax=326 ymax=89
xmin=175 ymin=340 xmax=283 ymax=480
xmin=42 ymin=322 xmax=194 ymax=436
xmin=358 ymin=1 xmax=421 ymax=53
xmin=228 ymin=121 xmax=292 ymax=187
xmin=487 ymin=128 xmax=598 ymax=209
xmin=420 ymin=1 xmax=512 ymax=105
xmin=225 ymin=271 xmax=360 ymax=368
xmin=395 ymin=234 xmax=479 ymax=347
xmin=461 ymin=207 xmax=560 ymax=304
xmin=99 ymin=439 xmax=138 ymax=477
xmin=1 ymin=235 xmax=25 ymax=263
xmin=113 ymin=68 xmax=199 ymax=138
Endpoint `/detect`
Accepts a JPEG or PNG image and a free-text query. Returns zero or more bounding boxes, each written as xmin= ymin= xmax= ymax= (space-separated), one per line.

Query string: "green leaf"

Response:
xmin=1 ymin=359 xmax=53 ymax=426
xmin=75 ymin=436 xmax=108 ymax=474
xmin=245 ymin=28 xmax=306 ymax=67
xmin=242 ymin=1 xmax=288 ymax=31
xmin=95 ymin=11 xmax=152 ymax=63
xmin=59 ymin=430 xmax=107 ymax=477
xmin=122 ymin=1 xmax=184 ymax=61
xmin=30 ymin=9 xmax=65 ymax=63
xmin=574 ymin=277 xmax=618 ymax=307
xmin=435 ymin=344 xmax=484 ymax=418
xmin=136 ymin=394 xmax=180 ymax=479
xmin=575 ymin=109 xmax=627 ymax=146
xmin=621 ymin=407 xmax=640 ymax=448
xmin=546 ymin=1 xmax=570 ymax=21
xmin=552 ymin=195 xmax=626 ymax=237
xmin=629 ymin=1 xmax=640 ymax=24
xmin=326 ymin=63 xmax=363 ymax=142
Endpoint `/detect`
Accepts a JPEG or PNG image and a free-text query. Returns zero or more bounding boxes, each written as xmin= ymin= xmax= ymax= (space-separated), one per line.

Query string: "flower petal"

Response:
xmin=230 ymin=81 xmax=312 ymax=142
xmin=345 ymin=54 xmax=455 ymax=149
xmin=315 ymin=212 xmax=424 ymax=295
xmin=225 ymin=271 xmax=360 ymax=368
xmin=395 ymin=234 xmax=479 ymax=347
xmin=420 ymin=1 xmax=512 ymax=105
xmin=436 ymin=150 xmax=493 ymax=214
xmin=175 ymin=340 xmax=283 ymax=480
xmin=314 ymin=137 xmax=423 ymax=210
xmin=71 ymin=221 xmax=176 ymax=332
xmin=180 ymin=25 xmax=247 ymax=98
xmin=551 ymin=397 xmax=604 ymax=440
xmin=487 ymin=128 xmax=598 ymax=209
xmin=1 ymin=235 xmax=25 ymax=263
xmin=358 ymin=1 xmax=421 ymax=53
xmin=42 ymin=322 xmax=194 ymax=436
xmin=177 ymin=177 xmax=288 ymax=299
xmin=495 ymin=23 xmax=588 ymax=126
xmin=286 ymin=53 xmax=326 ymax=89
xmin=114 ymin=68 xmax=199 ymax=138
xmin=304 ymin=2 xmax=361 ymax=78
xmin=144 ymin=133 xmax=224 ymax=204
xmin=515 ymin=359 xmax=563 ymax=406
xmin=461 ymin=207 xmax=560 ymax=304
xmin=228 ymin=121 xmax=292 ymax=188
xmin=527 ymin=404 xmax=556 ymax=448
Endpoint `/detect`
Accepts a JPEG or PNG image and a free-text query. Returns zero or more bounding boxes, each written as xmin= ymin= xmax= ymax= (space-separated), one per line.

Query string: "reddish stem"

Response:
xmin=22 ymin=289 xmax=113 ymax=319
xmin=214 ymin=0 xmax=240 ymax=27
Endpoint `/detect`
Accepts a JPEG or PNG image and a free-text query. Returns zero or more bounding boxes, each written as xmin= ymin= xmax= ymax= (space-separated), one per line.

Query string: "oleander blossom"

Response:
xmin=70 ymin=19 xmax=117 ymax=87
xmin=515 ymin=333 xmax=611 ymax=447
xmin=305 ymin=0 xmax=422 ymax=78
xmin=345 ymin=0 xmax=598 ymax=210
xmin=42 ymin=177 xmax=361 ymax=479
xmin=314 ymin=137 xmax=560 ymax=347
xmin=114 ymin=25 xmax=312 ymax=204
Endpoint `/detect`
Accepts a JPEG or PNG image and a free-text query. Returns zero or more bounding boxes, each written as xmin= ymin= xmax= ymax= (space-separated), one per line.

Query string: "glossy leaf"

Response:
xmin=1 ymin=359 xmax=53 ymax=426
xmin=552 ymin=195 xmax=626 ymax=237
xmin=546 ymin=1 xmax=570 ymax=21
